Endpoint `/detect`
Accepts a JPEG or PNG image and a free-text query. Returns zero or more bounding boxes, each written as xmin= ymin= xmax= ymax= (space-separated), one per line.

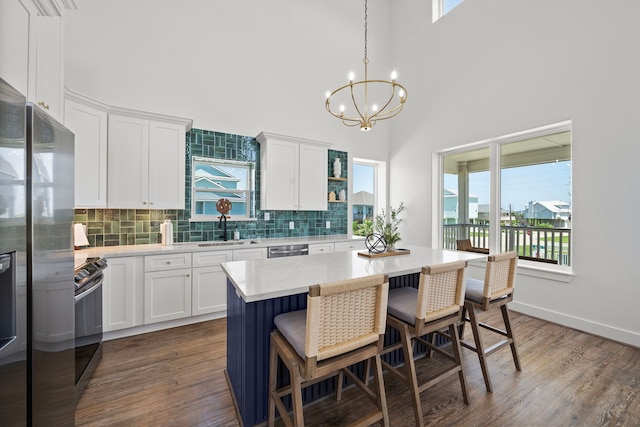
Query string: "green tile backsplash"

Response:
xmin=74 ymin=129 xmax=348 ymax=247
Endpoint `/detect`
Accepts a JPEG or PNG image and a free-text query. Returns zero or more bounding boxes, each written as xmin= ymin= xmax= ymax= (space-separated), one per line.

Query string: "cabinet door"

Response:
xmin=298 ymin=144 xmax=327 ymax=211
xmin=65 ymin=99 xmax=108 ymax=208
xmin=308 ymin=243 xmax=334 ymax=254
xmin=107 ymin=114 xmax=149 ymax=208
xmin=103 ymin=257 xmax=143 ymax=332
xmin=261 ymin=139 xmax=298 ymax=210
xmin=35 ymin=15 xmax=63 ymax=121
xmin=148 ymin=121 xmax=186 ymax=209
xmin=0 ymin=0 xmax=31 ymax=95
xmin=192 ymin=266 xmax=227 ymax=316
xmin=144 ymin=269 xmax=192 ymax=324
xmin=144 ymin=253 xmax=191 ymax=272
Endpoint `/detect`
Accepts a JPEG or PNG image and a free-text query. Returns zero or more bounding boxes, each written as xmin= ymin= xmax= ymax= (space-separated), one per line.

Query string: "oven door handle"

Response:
xmin=75 ymin=276 xmax=103 ymax=302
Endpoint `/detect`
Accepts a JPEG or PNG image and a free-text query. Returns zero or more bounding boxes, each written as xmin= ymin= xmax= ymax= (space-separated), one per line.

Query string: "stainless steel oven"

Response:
xmin=74 ymin=257 xmax=107 ymax=404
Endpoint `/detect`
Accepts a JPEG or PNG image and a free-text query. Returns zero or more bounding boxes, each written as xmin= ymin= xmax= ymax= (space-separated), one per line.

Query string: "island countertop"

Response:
xmin=221 ymin=245 xmax=485 ymax=302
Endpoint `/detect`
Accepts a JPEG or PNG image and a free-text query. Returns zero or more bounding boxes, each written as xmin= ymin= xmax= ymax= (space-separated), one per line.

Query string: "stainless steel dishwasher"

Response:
xmin=267 ymin=244 xmax=309 ymax=258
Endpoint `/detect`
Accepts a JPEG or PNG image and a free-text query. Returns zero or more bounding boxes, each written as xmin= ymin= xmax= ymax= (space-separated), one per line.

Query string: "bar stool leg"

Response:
xmin=400 ymin=323 xmax=424 ymax=427
xmin=467 ymin=304 xmax=493 ymax=393
xmin=501 ymin=305 xmax=522 ymax=371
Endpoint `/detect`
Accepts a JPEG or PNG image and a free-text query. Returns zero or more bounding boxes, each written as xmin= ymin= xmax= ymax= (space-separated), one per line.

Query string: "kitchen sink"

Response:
xmin=198 ymin=240 xmax=259 ymax=247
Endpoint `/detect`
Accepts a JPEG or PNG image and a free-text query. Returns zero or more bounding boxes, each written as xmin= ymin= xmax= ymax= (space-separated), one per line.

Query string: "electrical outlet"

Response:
xmin=326 ymin=221 xmax=330 ymax=229
xmin=289 ymin=221 xmax=294 ymax=230
xmin=264 ymin=212 xmax=270 ymax=221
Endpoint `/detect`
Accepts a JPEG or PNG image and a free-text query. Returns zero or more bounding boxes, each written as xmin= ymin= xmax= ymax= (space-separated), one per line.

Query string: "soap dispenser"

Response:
xmin=233 ymin=228 xmax=240 ymax=240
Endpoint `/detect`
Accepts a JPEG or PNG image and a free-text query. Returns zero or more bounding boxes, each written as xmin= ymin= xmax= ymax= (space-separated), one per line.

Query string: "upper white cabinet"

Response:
xmin=256 ymin=132 xmax=330 ymax=211
xmin=0 ymin=0 xmax=75 ymax=122
xmin=64 ymin=93 xmax=109 ymax=208
xmin=34 ymin=14 xmax=64 ymax=121
xmin=107 ymin=113 xmax=187 ymax=209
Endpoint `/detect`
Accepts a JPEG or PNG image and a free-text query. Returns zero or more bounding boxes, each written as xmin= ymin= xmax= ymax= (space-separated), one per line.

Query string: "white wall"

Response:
xmin=64 ymin=0 xmax=393 ymax=161
xmin=390 ymin=1 xmax=640 ymax=347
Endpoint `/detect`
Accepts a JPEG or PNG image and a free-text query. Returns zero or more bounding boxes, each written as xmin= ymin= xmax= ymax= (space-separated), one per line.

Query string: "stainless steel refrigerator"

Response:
xmin=0 ymin=78 xmax=75 ymax=426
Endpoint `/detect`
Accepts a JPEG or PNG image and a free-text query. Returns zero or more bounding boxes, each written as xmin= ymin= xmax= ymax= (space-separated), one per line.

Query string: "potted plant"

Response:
xmin=374 ymin=202 xmax=405 ymax=251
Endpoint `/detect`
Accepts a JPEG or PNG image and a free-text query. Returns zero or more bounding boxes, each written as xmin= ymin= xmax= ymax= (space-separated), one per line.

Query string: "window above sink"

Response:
xmin=190 ymin=157 xmax=256 ymax=221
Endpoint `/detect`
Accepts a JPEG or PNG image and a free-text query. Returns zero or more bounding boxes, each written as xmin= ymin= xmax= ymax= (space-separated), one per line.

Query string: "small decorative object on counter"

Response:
xmin=374 ymin=202 xmax=405 ymax=252
xmin=161 ymin=219 xmax=174 ymax=246
xmin=365 ymin=233 xmax=387 ymax=254
xmin=338 ymin=189 xmax=346 ymax=201
xmin=234 ymin=228 xmax=240 ymax=240
xmin=328 ymin=191 xmax=336 ymax=201
xmin=333 ymin=157 xmax=342 ymax=178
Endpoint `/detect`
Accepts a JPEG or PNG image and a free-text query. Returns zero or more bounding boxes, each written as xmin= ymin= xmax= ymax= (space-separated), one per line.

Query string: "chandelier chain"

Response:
xmin=364 ymin=0 xmax=368 ymax=62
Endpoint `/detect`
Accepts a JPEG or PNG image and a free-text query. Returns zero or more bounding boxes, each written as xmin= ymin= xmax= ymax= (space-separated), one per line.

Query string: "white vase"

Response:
xmin=333 ymin=158 xmax=342 ymax=178
xmin=338 ymin=189 xmax=346 ymax=201
xmin=387 ymin=243 xmax=396 ymax=252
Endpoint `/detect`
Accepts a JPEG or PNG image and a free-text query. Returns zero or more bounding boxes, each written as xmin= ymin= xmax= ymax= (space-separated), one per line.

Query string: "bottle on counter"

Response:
xmin=161 ymin=220 xmax=174 ymax=246
xmin=234 ymin=228 xmax=240 ymax=240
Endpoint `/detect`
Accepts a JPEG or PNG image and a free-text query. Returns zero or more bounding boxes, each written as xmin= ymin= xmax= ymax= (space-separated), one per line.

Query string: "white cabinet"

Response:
xmin=144 ymin=253 xmax=192 ymax=324
xmin=103 ymin=256 xmax=143 ymax=332
xmin=34 ymin=14 xmax=64 ymax=121
xmin=192 ymin=250 xmax=233 ymax=316
xmin=64 ymin=95 xmax=108 ymax=208
xmin=108 ymin=114 xmax=186 ymax=209
xmin=257 ymin=132 xmax=329 ymax=211
xmin=334 ymin=241 xmax=364 ymax=252
xmin=0 ymin=0 xmax=31 ymax=95
xmin=308 ymin=243 xmax=334 ymax=254
xmin=233 ymin=247 xmax=268 ymax=261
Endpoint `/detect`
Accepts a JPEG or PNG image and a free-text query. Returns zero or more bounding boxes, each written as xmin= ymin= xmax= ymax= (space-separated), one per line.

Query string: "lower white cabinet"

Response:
xmin=308 ymin=243 xmax=334 ymax=254
xmin=144 ymin=268 xmax=192 ymax=324
xmin=192 ymin=250 xmax=232 ymax=316
xmin=144 ymin=253 xmax=192 ymax=324
xmin=103 ymin=256 xmax=143 ymax=332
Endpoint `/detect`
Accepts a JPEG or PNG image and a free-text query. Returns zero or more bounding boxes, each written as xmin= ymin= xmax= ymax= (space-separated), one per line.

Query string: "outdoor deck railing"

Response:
xmin=443 ymin=224 xmax=571 ymax=266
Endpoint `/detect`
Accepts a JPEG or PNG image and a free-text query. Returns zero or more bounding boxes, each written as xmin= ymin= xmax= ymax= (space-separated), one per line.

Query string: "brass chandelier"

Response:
xmin=325 ymin=0 xmax=407 ymax=131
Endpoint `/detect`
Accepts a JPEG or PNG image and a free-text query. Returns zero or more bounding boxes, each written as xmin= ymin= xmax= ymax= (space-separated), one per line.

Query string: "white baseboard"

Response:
xmin=103 ymin=311 xmax=227 ymax=341
xmin=510 ymin=302 xmax=640 ymax=349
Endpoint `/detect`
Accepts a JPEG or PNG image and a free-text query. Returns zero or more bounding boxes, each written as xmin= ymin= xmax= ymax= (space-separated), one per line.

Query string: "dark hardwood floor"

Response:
xmin=75 ymin=311 xmax=640 ymax=426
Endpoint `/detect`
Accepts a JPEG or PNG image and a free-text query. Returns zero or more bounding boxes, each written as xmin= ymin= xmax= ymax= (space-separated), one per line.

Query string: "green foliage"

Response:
xmin=353 ymin=219 xmax=374 ymax=236
xmin=374 ymin=202 xmax=405 ymax=246
xmin=538 ymin=222 xmax=554 ymax=228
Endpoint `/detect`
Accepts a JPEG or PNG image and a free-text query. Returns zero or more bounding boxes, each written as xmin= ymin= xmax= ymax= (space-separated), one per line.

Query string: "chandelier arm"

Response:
xmin=349 ymin=82 xmax=367 ymax=122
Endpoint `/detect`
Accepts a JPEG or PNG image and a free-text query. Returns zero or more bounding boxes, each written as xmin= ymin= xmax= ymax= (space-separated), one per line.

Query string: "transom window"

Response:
xmin=191 ymin=157 xmax=255 ymax=220
xmin=433 ymin=0 xmax=465 ymax=22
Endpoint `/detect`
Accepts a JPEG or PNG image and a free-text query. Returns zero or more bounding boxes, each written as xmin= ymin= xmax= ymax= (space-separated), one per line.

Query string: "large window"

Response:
xmin=191 ymin=157 xmax=255 ymax=220
xmin=440 ymin=122 xmax=572 ymax=267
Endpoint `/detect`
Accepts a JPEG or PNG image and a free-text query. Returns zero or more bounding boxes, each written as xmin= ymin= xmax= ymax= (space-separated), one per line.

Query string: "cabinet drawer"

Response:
xmin=334 ymin=241 xmax=364 ymax=252
xmin=308 ymin=243 xmax=334 ymax=254
xmin=233 ymin=247 xmax=268 ymax=261
xmin=144 ymin=253 xmax=191 ymax=272
xmin=192 ymin=250 xmax=233 ymax=268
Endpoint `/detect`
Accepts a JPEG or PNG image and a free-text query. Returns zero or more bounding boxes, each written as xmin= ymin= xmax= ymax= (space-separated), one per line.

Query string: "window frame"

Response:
xmin=433 ymin=121 xmax=574 ymax=278
xmin=190 ymin=156 xmax=255 ymax=221
xmin=352 ymin=158 xmax=387 ymax=233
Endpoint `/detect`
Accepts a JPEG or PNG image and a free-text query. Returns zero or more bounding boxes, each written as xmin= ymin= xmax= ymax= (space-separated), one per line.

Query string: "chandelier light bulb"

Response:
xmin=349 ymin=72 xmax=355 ymax=82
xmin=390 ymin=70 xmax=397 ymax=81
xmin=372 ymin=104 xmax=379 ymax=112
xmin=339 ymin=105 xmax=345 ymax=113
xmin=325 ymin=91 xmax=331 ymax=99
xmin=399 ymin=89 xmax=406 ymax=99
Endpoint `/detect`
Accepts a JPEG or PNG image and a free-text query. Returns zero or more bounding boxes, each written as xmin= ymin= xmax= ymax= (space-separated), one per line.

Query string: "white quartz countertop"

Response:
xmin=73 ymin=234 xmax=363 ymax=268
xmin=221 ymin=245 xmax=486 ymax=302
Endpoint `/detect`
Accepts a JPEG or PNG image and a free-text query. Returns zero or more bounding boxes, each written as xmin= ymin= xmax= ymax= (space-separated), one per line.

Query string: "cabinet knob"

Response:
xmin=149 ymin=201 xmax=154 ymax=205
xmin=166 ymin=261 xmax=171 ymax=265
xmin=37 ymin=101 xmax=49 ymax=110
xmin=186 ymin=274 xmax=190 ymax=278
xmin=143 ymin=201 xmax=147 ymax=205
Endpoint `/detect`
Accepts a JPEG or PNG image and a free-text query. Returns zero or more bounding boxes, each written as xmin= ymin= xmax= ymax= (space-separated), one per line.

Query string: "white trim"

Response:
xmin=510 ymin=302 xmax=640 ymax=349
xmin=104 ymin=311 xmax=226 ymax=341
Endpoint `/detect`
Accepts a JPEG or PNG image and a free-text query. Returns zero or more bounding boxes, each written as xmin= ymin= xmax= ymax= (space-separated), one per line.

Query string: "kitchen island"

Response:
xmin=221 ymin=246 xmax=485 ymax=426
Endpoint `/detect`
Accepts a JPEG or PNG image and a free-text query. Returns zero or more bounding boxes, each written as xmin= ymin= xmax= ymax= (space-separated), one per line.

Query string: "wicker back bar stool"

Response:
xmin=267 ymin=274 xmax=390 ymax=427
xmin=381 ymin=261 xmax=469 ymax=427
xmin=461 ymin=251 xmax=521 ymax=392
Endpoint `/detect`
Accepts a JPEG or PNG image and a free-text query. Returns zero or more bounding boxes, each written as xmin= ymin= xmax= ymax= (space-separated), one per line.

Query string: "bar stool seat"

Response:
xmin=268 ymin=274 xmax=390 ymax=427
